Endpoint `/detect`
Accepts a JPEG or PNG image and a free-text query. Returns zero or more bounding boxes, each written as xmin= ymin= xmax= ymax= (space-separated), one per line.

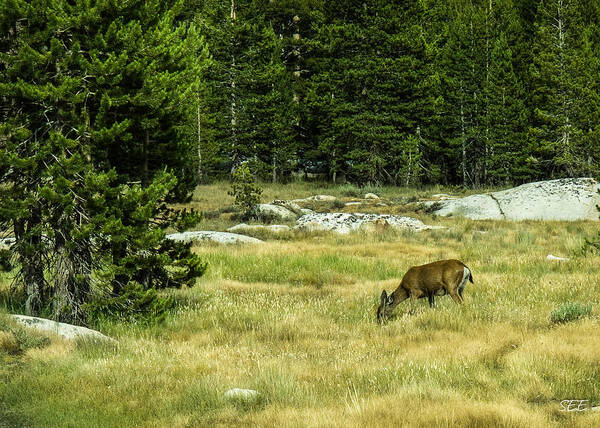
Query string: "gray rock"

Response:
xmin=224 ymin=388 xmax=260 ymax=401
xmin=432 ymin=178 xmax=600 ymax=221
xmin=255 ymin=204 xmax=297 ymax=222
xmin=271 ymin=200 xmax=303 ymax=215
xmin=10 ymin=315 xmax=115 ymax=342
xmin=431 ymin=193 xmax=458 ymax=200
xmin=228 ymin=223 xmax=291 ymax=233
xmin=166 ymin=231 xmax=263 ymax=245
xmin=295 ymin=213 xmax=440 ymax=234
xmin=300 ymin=208 xmax=315 ymax=215
xmin=293 ymin=195 xmax=337 ymax=203
xmin=364 ymin=193 xmax=380 ymax=199
xmin=433 ymin=193 xmax=504 ymax=220
xmin=311 ymin=194 xmax=337 ymax=202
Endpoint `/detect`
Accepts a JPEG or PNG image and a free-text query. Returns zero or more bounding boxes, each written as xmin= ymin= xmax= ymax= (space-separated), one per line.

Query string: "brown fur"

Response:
xmin=377 ymin=259 xmax=473 ymax=323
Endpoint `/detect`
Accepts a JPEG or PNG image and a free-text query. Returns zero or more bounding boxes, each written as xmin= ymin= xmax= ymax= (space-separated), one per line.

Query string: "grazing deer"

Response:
xmin=377 ymin=259 xmax=473 ymax=323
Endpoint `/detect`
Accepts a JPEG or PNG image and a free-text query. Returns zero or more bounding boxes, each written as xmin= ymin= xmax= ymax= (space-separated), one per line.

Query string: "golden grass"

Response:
xmin=1 ymin=183 xmax=600 ymax=427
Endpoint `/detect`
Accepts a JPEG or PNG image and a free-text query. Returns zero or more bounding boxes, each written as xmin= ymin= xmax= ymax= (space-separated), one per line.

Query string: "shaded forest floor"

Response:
xmin=1 ymin=182 xmax=600 ymax=427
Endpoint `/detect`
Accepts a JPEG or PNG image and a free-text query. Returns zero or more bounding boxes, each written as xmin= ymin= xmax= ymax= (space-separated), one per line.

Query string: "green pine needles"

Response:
xmin=228 ymin=164 xmax=263 ymax=220
xmin=0 ymin=0 xmax=208 ymax=325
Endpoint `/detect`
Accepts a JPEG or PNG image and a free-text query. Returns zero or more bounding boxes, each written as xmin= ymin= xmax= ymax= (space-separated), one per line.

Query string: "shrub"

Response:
xmin=550 ymin=302 xmax=592 ymax=324
xmin=228 ymin=164 xmax=263 ymax=220
xmin=83 ymin=283 xmax=176 ymax=325
xmin=338 ymin=184 xmax=361 ymax=197
xmin=332 ymin=199 xmax=346 ymax=209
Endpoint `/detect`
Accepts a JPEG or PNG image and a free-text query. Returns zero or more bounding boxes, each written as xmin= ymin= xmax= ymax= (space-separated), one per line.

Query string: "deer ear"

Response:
xmin=380 ymin=290 xmax=388 ymax=305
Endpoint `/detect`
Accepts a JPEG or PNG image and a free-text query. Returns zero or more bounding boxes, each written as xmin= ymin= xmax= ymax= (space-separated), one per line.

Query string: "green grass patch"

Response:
xmin=549 ymin=302 xmax=592 ymax=324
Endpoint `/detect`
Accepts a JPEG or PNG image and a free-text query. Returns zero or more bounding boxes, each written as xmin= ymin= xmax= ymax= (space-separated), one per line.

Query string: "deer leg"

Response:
xmin=449 ymin=289 xmax=463 ymax=304
xmin=428 ymin=293 xmax=435 ymax=308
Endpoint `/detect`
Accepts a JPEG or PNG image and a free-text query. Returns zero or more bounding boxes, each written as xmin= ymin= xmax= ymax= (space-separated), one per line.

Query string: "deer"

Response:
xmin=376 ymin=259 xmax=473 ymax=323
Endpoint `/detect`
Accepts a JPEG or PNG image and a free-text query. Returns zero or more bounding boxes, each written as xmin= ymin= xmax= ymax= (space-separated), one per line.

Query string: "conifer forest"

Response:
xmin=3 ymin=0 xmax=600 ymax=193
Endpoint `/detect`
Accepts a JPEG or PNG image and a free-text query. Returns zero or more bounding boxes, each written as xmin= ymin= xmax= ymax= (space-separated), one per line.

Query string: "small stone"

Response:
xmin=312 ymin=195 xmax=337 ymax=202
xmin=224 ymin=388 xmax=259 ymax=401
xmin=364 ymin=193 xmax=380 ymax=199
xmin=546 ymin=254 xmax=569 ymax=261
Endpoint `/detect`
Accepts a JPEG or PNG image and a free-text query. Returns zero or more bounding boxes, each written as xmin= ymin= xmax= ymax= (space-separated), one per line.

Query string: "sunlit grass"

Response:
xmin=1 ymin=183 xmax=600 ymax=427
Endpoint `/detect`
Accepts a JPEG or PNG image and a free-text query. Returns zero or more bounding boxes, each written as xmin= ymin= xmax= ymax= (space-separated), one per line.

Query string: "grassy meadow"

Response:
xmin=2 ymin=182 xmax=600 ymax=427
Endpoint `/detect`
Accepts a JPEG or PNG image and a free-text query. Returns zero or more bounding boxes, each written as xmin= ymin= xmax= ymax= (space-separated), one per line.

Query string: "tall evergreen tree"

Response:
xmin=0 ymin=0 xmax=207 ymax=323
xmin=485 ymin=33 xmax=528 ymax=184
xmin=529 ymin=0 xmax=600 ymax=177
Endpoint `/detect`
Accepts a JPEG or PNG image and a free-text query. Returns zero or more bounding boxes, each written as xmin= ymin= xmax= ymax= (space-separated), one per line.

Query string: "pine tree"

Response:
xmin=0 ymin=0 xmax=207 ymax=324
xmin=485 ymin=33 xmax=528 ymax=184
xmin=529 ymin=0 xmax=600 ymax=177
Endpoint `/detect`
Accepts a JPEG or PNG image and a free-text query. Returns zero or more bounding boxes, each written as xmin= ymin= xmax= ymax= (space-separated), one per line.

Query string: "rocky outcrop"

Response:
xmin=254 ymin=203 xmax=298 ymax=222
xmin=271 ymin=200 xmax=303 ymax=215
xmin=10 ymin=315 xmax=115 ymax=342
xmin=292 ymin=194 xmax=337 ymax=204
xmin=295 ymin=213 xmax=440 ymax=234
xmin=431 ymin=178 xmax=600 ymax=221
xmin=227 ymin=224 xmax=291 ymax=233
xmin=166 ymin=231 xmax=263 ymax=244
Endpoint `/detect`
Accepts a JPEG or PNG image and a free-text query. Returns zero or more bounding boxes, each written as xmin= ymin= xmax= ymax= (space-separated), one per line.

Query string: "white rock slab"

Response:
xmin=293 ymin=195 xmax=337 ymax=203
xmin=227 ymin=223 xmax=291 ymax=233
xmin=432 ymin=178 xmax=600 ymax=221
xmin=295 ymin=213 xmax=439 ymax=234
xmin=10 ymin=315 xmax=115 ymax=342
xmin=433 ymin=193 xmax=504 ymax=220
xmin=166 ymin=231 xmax=263 ymax=245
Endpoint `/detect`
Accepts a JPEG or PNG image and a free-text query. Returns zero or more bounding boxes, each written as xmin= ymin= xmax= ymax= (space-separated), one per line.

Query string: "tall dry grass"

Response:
xmin=1 ymin=183 xmax=599 ymax=427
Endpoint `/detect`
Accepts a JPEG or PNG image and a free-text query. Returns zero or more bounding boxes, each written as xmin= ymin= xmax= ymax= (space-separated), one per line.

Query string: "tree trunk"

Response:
xmin=52 ymin=230 xmax=91 ymax=324
xmin=15 ymin=216 xmax=45 ymax=317
xmin=460 ymin=94 xmax=467 ymax=187
xmin=197 ymin=97 xmax=203 ymax=184
xmin=229 ymin=0 xmax=238 ymax=171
